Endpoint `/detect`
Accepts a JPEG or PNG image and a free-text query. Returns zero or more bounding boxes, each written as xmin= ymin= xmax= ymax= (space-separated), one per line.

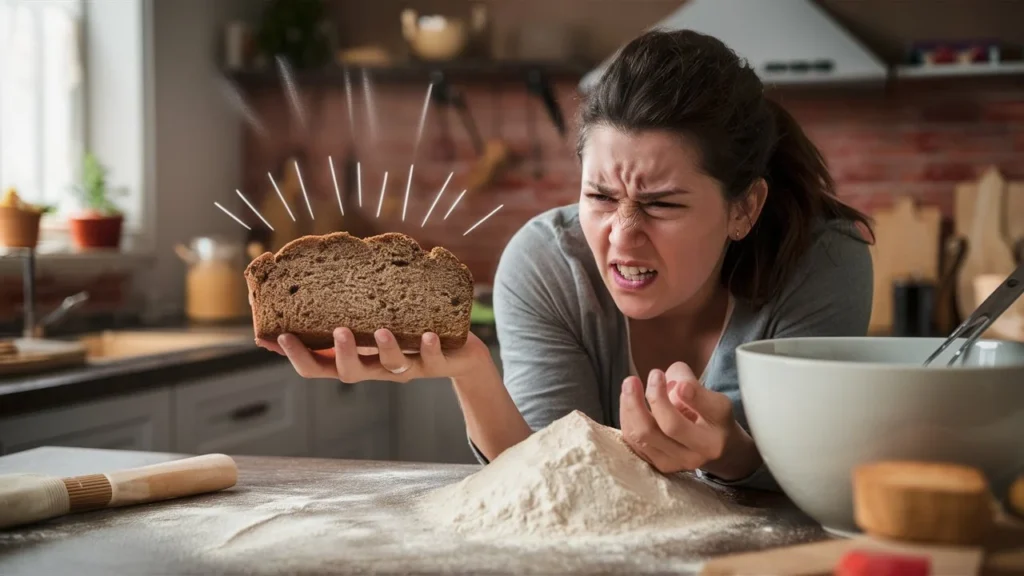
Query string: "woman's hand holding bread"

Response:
xmin=620 ymin=361 xmax=762 ymax=481
xmin=257 ymin=327 xmax=493 ymax=383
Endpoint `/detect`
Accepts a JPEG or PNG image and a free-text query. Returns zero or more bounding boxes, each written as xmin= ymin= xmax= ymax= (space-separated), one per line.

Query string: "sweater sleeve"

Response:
xmin=467 ymin=218 xmax=604 ymax=464
xmin=703 ymin=221 xmax=874 ymax=490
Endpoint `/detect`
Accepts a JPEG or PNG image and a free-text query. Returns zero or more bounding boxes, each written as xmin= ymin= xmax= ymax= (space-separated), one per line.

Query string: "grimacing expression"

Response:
xmin=579 ymin=125 xmax=742 ymax=320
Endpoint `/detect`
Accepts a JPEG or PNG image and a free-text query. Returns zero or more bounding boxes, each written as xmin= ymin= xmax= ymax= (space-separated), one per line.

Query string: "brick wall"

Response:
xmin=239 ymin=75 xmax=1024 ymax=286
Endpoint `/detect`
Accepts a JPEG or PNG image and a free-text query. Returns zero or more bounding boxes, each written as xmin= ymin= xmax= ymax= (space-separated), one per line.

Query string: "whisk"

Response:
xmin=923 ymin=260 xmax=1024 ymax=366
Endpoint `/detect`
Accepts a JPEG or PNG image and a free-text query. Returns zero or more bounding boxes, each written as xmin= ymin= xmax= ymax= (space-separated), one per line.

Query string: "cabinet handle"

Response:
xmin=230 ymin=402 xmax=270 ymax=421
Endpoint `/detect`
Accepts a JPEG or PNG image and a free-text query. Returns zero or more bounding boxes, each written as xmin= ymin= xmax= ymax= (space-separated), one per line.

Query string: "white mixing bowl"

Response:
xmin=735 ymin=336 xmax=1024 ymax=536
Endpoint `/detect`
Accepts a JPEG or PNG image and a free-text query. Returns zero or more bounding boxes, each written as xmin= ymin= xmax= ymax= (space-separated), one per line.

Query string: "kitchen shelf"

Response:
xmin=225 ymin=59 xmax=593 ymax=88
xmin=894 ymin=61 xmax=1024 ymax=78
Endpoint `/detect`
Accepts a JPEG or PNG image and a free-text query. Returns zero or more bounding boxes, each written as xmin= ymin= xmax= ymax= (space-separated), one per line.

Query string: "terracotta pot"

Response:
xmin=0 ymin=207 xmax=42 ymax=248
xmin=69 ymin=213 xmax=123 ymax=249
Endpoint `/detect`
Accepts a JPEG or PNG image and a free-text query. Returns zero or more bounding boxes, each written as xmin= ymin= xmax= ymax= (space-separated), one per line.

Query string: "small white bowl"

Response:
xmin=736 ymin=336 xmax=1024 ymax=536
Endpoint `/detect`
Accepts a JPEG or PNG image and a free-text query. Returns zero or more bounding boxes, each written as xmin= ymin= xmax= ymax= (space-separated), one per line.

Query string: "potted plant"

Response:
xmin=0 ymin=187 xmax=55 ymax=249
xmin=69 ymin=152 xmax=126 ymax=249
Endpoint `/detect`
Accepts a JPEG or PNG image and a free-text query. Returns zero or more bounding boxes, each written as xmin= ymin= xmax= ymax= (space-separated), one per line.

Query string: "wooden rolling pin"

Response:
xmin=0 ymin=453 xmax=237 ymax=530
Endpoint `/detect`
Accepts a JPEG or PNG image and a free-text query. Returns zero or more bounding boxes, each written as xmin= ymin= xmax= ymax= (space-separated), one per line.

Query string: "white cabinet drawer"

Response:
xmin=0 ymin=388 xmax=172 ymax=455
xmin=309 ymin=378 xmax=393 ymax=459
xmin=173 ymin=362 xmax=309 ymax=457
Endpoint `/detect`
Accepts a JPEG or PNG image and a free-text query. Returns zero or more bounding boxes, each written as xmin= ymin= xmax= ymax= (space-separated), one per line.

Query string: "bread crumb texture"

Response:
xmin=245 ymin=232 xmax=474 ymax=350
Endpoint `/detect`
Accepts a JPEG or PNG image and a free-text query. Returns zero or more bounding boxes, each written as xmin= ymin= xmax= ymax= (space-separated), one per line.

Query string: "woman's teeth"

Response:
xmin=615 ymin=264 xmax=655 ymax=280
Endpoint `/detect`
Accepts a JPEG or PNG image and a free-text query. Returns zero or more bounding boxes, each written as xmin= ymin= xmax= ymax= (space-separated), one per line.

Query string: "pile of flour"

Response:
xmin=417 ymin=410 xmax=747 ymax=541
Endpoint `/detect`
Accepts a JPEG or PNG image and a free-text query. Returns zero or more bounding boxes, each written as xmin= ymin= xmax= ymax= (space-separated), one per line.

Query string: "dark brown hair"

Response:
xmin=577 ymin=29 xmax=873 ymax=307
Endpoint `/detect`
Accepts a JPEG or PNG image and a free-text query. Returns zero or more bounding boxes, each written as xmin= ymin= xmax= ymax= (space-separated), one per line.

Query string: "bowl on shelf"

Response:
xmin=400 ymin=5 xmax=487 ymax=62
xmin=735 ymin=336 xmax=1024 ymax=536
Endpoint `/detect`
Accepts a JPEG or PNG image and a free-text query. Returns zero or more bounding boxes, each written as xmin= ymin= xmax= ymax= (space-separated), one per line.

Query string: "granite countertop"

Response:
xmin=0 ymin=446 xmax=829 ymax=575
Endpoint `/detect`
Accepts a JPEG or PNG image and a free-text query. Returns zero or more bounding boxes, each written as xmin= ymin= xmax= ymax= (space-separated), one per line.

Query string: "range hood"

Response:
xmin=580 ymin=0 xmax=888 ymax=92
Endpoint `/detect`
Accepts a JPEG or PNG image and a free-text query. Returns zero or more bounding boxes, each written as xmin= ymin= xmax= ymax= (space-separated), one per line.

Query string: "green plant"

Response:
xmin=71 ymin=153 xmax=125 ymax=216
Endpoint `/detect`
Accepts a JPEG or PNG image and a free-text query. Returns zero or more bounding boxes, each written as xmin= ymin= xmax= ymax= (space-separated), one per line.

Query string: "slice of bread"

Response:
xmin=244 ymin=231 xmax=474 ymax=351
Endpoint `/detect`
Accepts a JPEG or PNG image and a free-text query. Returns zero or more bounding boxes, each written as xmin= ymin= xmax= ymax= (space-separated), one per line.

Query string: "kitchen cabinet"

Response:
xmin=173 ymin=362 xmax=310 ymax=457
xmin=393 ymin=377 xmax=478 ymax=465
xmin=0 ymin=388 xmax=173 ymax=455
xmin=308 ymin=378 xmax=393 ymax=461
xmin=0 ymin=345 xmax=489 ymax=462
xmin=389 ymin=342 xmax=501 ymax=465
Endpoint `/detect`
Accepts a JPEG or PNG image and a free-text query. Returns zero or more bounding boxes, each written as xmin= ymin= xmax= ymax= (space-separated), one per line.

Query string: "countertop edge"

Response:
xmin=0 ymin=323 xmax=499 ymax=418
xmin=0 ymin=344 xmax=280 ymax=418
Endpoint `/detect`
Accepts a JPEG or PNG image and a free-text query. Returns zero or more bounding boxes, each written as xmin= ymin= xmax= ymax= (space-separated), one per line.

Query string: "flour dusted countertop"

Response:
xmin=0 ymin=446 xmax=830 ymax=575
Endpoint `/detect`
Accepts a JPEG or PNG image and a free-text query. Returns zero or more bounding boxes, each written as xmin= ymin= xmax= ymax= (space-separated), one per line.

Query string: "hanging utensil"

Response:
xmin=923 ymin=260 xmax=1024 ymax=367
xmin=429 ymin=70 xmax=484 ymax=156
xmin=525 ymin=82 xmax=542 ymax=180
xmin=525 ymin=68 xmax=566 ymax=138
xmin=463 ymin=82 xmax=511 ymax=192
xmin=932 ymin=235 xmax=968 ymax=336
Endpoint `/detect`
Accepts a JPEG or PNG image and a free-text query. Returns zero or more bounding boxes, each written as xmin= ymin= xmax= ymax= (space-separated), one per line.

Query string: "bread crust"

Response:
xmin=245 ymin=231 xmax=474 ymax=351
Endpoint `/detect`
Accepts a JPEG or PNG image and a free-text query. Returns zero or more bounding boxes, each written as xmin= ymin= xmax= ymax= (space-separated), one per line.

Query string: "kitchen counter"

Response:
xmin=0 ymin=324 xmax=275 ymax=417
xmin=0 ymin=446 xmax=830 ymax=575
xmin=0 ymin=322 xmax=500 ymax=418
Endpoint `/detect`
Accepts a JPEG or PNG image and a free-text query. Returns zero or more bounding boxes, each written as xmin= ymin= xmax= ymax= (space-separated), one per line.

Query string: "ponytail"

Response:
xmin=722 ymin=99 xmax=874 ymax=307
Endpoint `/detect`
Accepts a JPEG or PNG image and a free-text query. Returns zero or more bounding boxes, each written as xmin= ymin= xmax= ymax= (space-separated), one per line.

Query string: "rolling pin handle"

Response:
xmin=103 ymin=453 xmax=238 ymax=508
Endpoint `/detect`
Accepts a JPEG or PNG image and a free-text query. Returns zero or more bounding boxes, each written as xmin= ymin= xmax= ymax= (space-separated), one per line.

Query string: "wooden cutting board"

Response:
xmin=868 ymin=196 xmax=941 ymax=335
xmin=700 ymin=536 xmax=984 ymax=575
xmin=701 ymin=513 xmax=1024 ymax=576
xmin=0 ymin=338 xmax=87 ymax=376
xmin=1007 ymin=181 xmax=1024 ymax=262
xmin=955 ymin=167 xmax=1019 ymax=320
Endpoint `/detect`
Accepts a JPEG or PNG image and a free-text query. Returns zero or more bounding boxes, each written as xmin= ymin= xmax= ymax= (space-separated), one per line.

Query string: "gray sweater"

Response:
xmin=474 ymin=204 xmax=873 ymax=490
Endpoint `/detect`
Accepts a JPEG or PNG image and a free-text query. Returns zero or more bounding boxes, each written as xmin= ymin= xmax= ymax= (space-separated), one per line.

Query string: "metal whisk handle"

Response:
xmin=923 ymin=261 xmax=1024 ymax=367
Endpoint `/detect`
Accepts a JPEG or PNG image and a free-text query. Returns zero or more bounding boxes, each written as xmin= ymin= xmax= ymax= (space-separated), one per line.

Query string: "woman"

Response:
xmin=260 ymin=29 xmax=874 ymax=490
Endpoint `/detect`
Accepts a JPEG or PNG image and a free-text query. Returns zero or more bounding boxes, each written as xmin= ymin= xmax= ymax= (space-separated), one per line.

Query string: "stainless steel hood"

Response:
xmin=579 ymin=0 xmax=888 ymax=92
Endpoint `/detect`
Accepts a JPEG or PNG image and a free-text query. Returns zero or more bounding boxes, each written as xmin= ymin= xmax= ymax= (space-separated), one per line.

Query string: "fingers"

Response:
xmin=255 ymin=338 xmax=285 ymax=355
xmin=647 ymin=370 xmax=722 ymax=461
xmin=333 ymin=328 xmax=368 ymax=383
xmin=278 ymin=334 xmax=336 ymax=379
xmin=673 ymin=379 xmax=733 ymax=425
xmin=665 ymin=361 xmax=697 ymax=385
xmin=665 ymin=379 xmax=700 ymax=422
xmin=620 ymin=376 xmax=700 ymax=473
xmin=419 ymin=332 xmax=446 ymax=374
xmin=375 ymin=329 xmax=412 ymax=377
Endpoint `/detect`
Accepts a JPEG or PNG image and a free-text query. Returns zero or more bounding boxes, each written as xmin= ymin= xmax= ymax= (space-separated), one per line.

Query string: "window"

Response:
xmin=0 ymin=0 xmax=84 ymax=213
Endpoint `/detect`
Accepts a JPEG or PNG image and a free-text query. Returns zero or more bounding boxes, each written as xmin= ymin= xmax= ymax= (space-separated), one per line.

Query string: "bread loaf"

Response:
xmin=852 ymin=460 xmax=993 ymax=546
xmin=244 ymin=231 xmax=474 ymax=351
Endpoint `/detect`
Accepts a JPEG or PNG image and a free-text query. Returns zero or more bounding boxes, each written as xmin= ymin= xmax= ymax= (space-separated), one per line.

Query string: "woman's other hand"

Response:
xmin=256 ymin=328 xmax=492 ymax=383
xmin=619 ymin=361 xmax=762 ymax=481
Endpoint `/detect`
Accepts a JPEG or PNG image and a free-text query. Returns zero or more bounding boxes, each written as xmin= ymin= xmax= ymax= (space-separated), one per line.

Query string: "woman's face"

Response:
xmin=579 ymin=125 xmax=748 ymax=320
